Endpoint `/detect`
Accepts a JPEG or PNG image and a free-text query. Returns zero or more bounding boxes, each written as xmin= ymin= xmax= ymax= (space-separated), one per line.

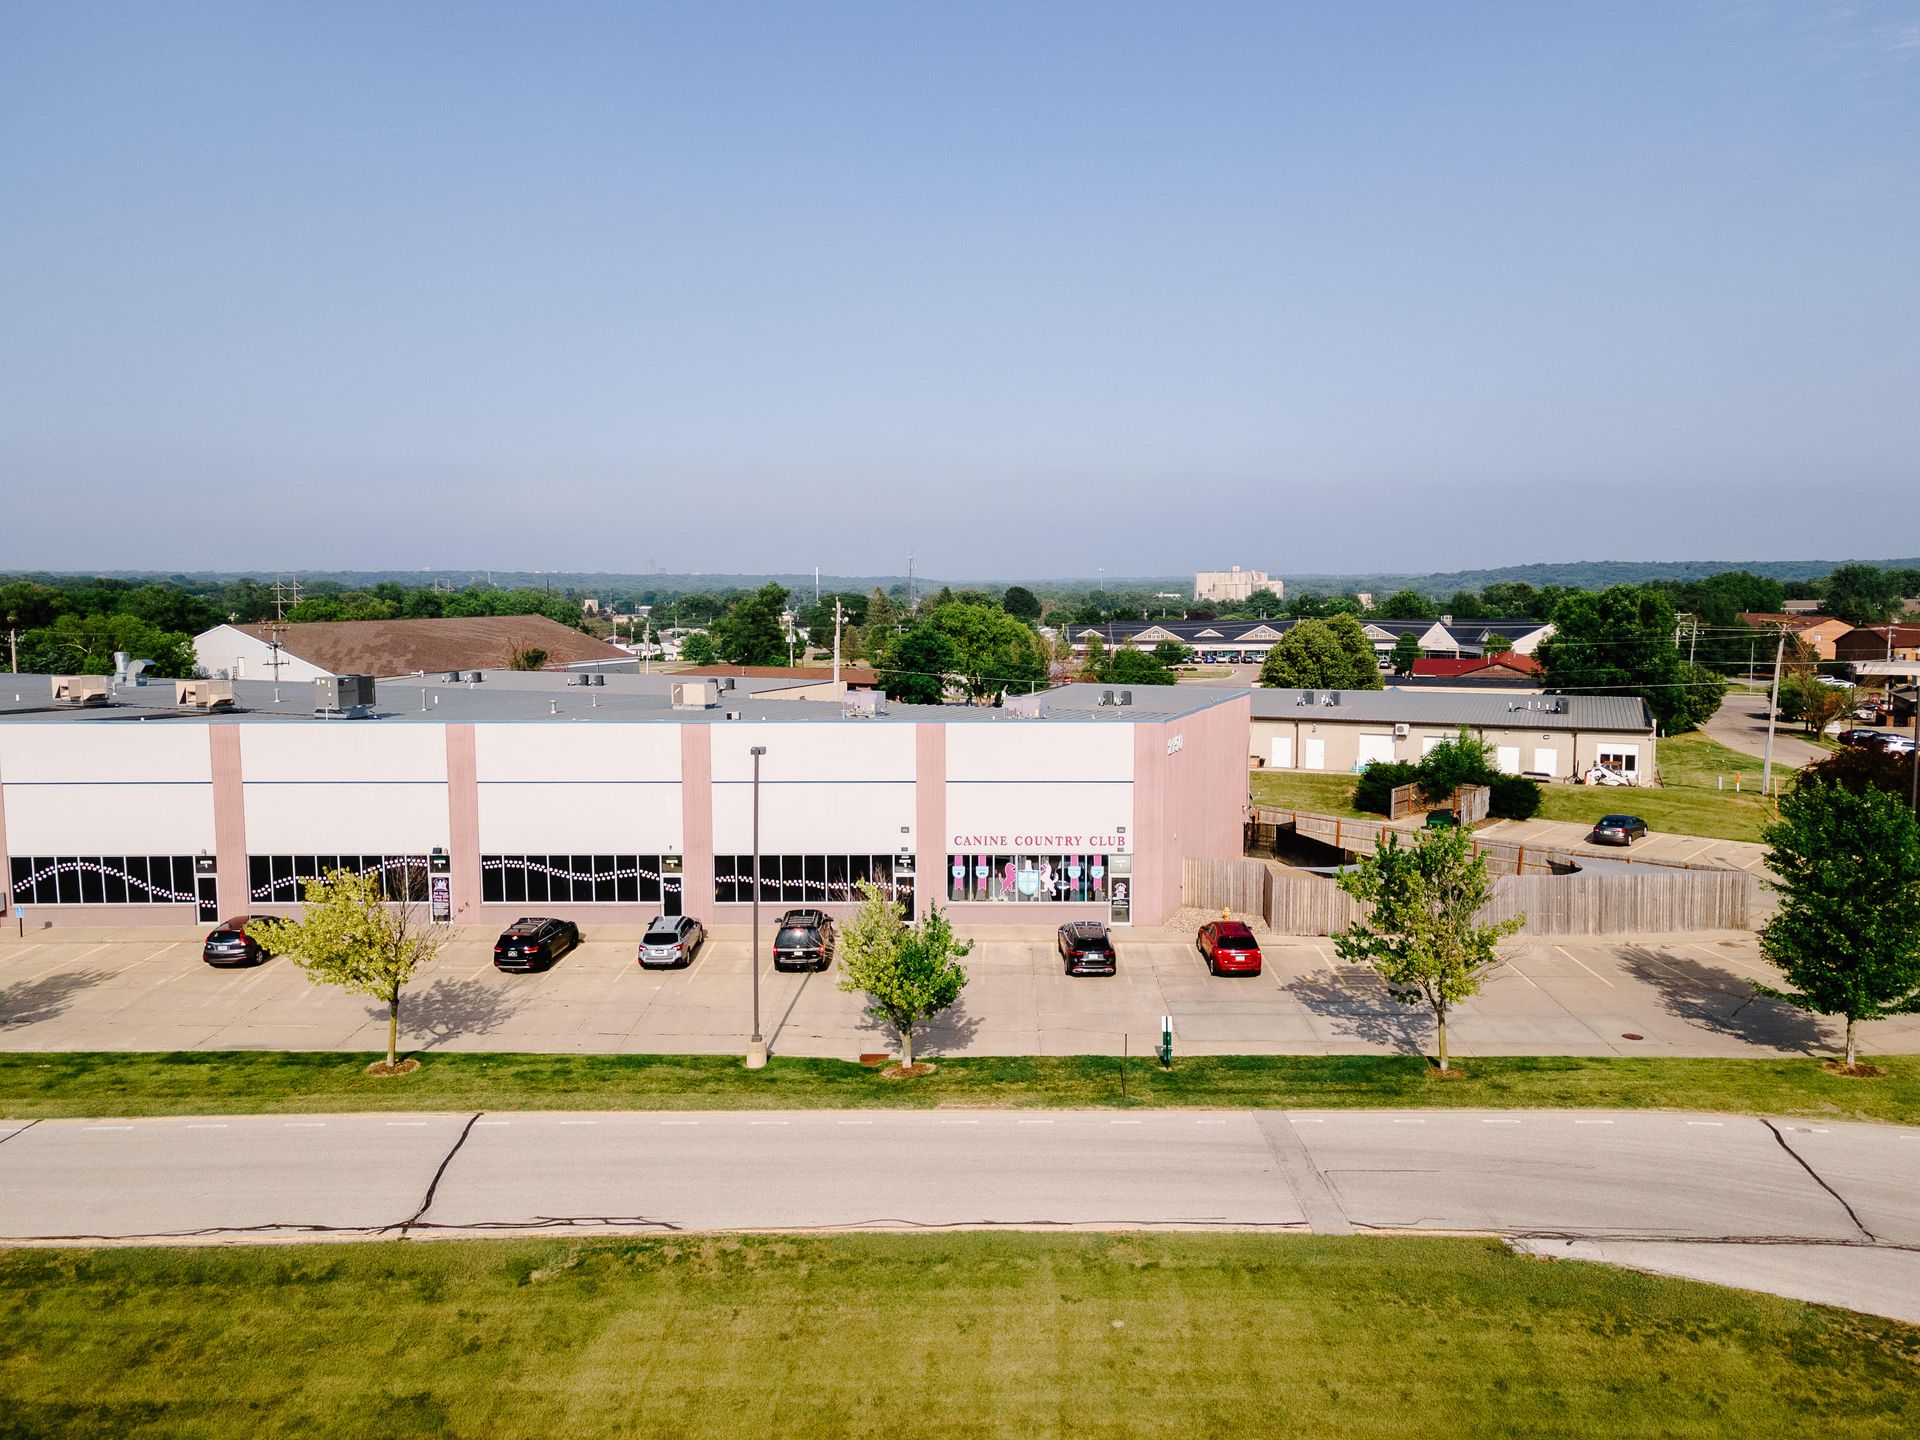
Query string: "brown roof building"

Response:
xmin=1738 ymin=613 xmax=1855 ymax=660
xmin=193 ymin=615 xmax=630 ymax=681
xmin=1835 ymin=624 xmax=1920 ymax=666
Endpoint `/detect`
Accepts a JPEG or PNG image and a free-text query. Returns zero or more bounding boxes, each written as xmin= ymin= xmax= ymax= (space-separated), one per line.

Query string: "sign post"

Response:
xmin=1158 ymin=1013 xmax=1174 ymax=1068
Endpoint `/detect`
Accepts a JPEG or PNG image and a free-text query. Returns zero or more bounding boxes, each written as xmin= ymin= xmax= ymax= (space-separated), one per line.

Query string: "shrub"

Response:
xmin=1486 ymin=773 xmax=1543 ymax=820
xmin=1353 ymin=762 xmax=1420 ymax=815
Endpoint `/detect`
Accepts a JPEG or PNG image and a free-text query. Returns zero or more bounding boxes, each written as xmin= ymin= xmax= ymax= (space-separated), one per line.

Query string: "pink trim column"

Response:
xmin=444 ymin=725 xmax=482 ymax=920
xmin=209 ymin=726 xmax=249 ymax=917
xmin=0 ymin=749 xmax=12 ymax=916
xmin=1130 ymin=721 xmax=1166 ymax=925
xmin=915 ymin=723 xmax=946 ymax=914
xmin=679 ymin=725 xmax=714 ymax=915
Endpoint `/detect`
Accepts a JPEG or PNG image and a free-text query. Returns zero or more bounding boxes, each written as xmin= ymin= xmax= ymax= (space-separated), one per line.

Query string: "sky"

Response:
xmin=1 ymin=1 xmax=1916 ymax=581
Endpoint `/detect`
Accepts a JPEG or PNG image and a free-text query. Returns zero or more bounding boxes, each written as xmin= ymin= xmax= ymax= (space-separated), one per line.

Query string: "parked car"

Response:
xmin=1057 ymin=921 xmax=1117 ymax=976
xmin=638 ymin=914 xmax=706 ymax=968
xmin=1588 ymin=814 xmax=1649 ymax=846
xmin=203 ymin=918 xmax=271 ymax=967
xmin=492 ymin=917 xmax=581 ymax=971
xmin=1838 ymin=728 xmax=1890 ymax=747
xmin=1196 ymin=920 xmax=1262 ymax=976
xmin=772 ymin=909 xmax=836 ymax=971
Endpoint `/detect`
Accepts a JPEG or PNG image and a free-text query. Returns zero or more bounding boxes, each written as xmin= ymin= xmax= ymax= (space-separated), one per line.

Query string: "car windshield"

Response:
xmin=776 ymin=927 xmax=816 ymax=946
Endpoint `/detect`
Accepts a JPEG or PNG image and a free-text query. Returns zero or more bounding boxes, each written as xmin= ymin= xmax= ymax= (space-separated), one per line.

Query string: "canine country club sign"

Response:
xmin=948 ymin=833 xmax=1127 ymax=851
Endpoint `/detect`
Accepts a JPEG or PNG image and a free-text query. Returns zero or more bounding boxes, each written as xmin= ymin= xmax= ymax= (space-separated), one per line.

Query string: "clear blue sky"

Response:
xmin=2 ymin=2 xmax=1915 ymax=580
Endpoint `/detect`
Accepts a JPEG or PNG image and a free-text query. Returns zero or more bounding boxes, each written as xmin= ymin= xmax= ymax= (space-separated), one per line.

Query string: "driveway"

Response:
xmin=3 ymin=1108 xmax=1917 ymax=1323
xmin=3 ymin=923 xmax=1913 ymax=1060
xmin=1702 ymin=691 xmax=1829 ymax=770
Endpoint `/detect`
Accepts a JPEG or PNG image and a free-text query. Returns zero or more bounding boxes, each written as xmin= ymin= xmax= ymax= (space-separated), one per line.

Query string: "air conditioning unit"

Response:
xmin=672 ymin=680 xmax=720 ymax=709
xmin=313 ymin=674 xmax=376 ymax=717
xmin=175 ymin=679 xmax=236 ymax=711
xmin=51 ymin=676 xmax=110 ymax=707
xmin=1393 ymin=723 xmax=1409 ymax=738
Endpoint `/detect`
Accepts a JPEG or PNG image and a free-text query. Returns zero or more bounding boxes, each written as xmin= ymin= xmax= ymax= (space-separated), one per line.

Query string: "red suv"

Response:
xmin=1197 ymin=920 xmax=1262 ymax=976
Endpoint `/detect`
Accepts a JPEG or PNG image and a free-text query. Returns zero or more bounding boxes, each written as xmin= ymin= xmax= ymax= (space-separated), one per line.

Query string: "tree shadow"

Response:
xmin=1284 ymin=970 xmax=1430 ymax=1054
xmin=0 ymin=970 xmax=109 ymax=1030
xmin=398 ymin=977 xmax=521 ymax=1050
xmin=847 ymin=992 xmax=986 ymax=1059
xmin=1616 ymin=945 xmax=1828 ymax=1054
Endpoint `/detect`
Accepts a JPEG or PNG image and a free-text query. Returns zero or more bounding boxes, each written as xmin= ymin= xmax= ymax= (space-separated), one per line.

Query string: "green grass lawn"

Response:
xmin=1248 ymin=768 xmax=1372 ymax=817
xmin=1535 ymin=731 xmax=1787 ymax=843
xmin=5 ymin=1051 xmax=1918 ymax=1124
xmin=1 ymin=1233 xmax=1913 ymax=1439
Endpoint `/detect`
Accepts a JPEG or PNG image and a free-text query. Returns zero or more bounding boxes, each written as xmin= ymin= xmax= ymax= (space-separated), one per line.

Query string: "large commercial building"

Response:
xmin=1193 ymin=567 xmax=1285 ymax=604
xmin=1070 ymin=616 xmax=1553 ymax=667
xmin=0 ymin=674 xmax=1247 ymax=931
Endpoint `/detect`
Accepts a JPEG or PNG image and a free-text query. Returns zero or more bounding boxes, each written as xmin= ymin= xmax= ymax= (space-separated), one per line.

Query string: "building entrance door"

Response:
xmin=661 ymin=855 xmax=683 ymax=917
xmin=193 ymin=857 xmax=219 ymax=924
xmin=895 ymin=857 xmax=916 ymax=921
xmin=1108 ymin=855 xmax=1132 ymax=926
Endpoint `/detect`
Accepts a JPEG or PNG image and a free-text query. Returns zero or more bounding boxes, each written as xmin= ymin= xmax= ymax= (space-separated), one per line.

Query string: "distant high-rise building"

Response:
xmin=1193 ymin=566 xmax=1285 ymax=604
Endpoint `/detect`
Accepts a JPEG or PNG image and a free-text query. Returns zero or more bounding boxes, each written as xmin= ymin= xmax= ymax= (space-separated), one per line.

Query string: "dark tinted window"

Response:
xmin=776 ymin=926 xmax=817 ymax=946
xmin=1217 ymin=934 xmax=1257 ymax=950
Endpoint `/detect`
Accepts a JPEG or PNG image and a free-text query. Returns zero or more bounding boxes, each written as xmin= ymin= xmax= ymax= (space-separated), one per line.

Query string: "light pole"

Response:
xmin=746 ymin=745 xmax=769 ymax=1069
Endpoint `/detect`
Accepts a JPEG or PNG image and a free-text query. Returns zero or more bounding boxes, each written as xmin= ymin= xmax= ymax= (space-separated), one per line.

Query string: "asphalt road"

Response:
xmin=3 ymin=1108 xmax=1917 ymax=1322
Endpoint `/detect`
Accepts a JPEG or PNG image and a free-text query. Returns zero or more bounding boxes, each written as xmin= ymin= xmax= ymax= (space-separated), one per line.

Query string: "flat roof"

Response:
xmin=1248 ymin=687 xmax=1653 ymax=733
xmin=0 ymin=673 xmax=1243 ymax=727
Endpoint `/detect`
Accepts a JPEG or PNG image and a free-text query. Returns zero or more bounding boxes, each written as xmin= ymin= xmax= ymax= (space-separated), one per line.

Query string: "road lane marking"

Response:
xmin=1554 ymin=945 xmax=1613 ymax=988
xmin=749 ymin=1120 xmax=788 ymax=1126
xmin=837 ymin=1120 xmax=873 ymax=1126
xmin=184 ymin=1123 xmax=228 ymax=1130
xmin=1574 ymin=1119 xmax=1614 ymax=1125
xmin=84 ymin=1124 xmax=132 ymax=1131
xmin=1017 ymin=1119 xmax=1054 ymax=1125
xmin=1195 ymin=1119 xmax=1227 ymax=1125
xmin=1392 ymin=1119 xmax=1425 ymax=1125
xmin=560 ymin=1120 xmax=599 ymax=1126
xmin=1109 ymin=1120 xmax=1142 ymax=1126
xmin=475 ymin=1120 xmax=510 ymax=1126
xmin=385 ymin=1121 xmax=428 ymax=1127
xmin=282 ymin=1122 xmax=326 ymax=1129
xmin=942 ymin=1119 xmax=980 ymax=1126
xmin=1482 ymin=1118 xmax=1521 ymax=1125
xmin=660 ymin=1120 xmax=699 ymax=1126
xmin=1687 ymin=1121 xmax=1724 ymax=1127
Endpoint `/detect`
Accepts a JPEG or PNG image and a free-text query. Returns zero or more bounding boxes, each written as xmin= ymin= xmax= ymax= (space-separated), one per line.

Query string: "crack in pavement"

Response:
xmin=1760 ymin=1118 xmax=1877 ymax=1242
xmin=395 ymin=1112 xmax=482 ymax=1236
xmin=0 ymin=1119 xmax=43 ymax=1149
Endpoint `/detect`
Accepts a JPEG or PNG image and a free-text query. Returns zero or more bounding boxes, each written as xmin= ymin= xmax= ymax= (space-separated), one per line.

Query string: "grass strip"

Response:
xmin=2 ymin=1050 xmax=1917 ymax=1123
xmin=1 ymin=1233 xmax=1914 ymax=1439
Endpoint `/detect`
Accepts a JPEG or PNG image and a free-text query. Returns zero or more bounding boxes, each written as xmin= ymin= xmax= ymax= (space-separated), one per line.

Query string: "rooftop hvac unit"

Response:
xmin=842 ymin=690 xmax=887 ymax=717
xmin=1118 ymin=690 xmax=1133 ymax=707
xmin=591 ymin=673 xmax=606 ymax=686
xmin=672 ymin=680 xmax=719 ymax=709
xmin=174 ymin=679 xmax=236 ymax=711
xmin=51 ymin=675 xmax=110 ymax=707
xmin=1393 ymin=723 xmax=1409 ymax=738
xmin=1100 ymin=689 xmax=1116 ymax=707
xmin=443 ymin=672 xmax=462 ymax=683
xmin=1323 ymin=692 xmax=1340 ymax=706
xmin=466 ymin=671 xmax=484 ymax=683
xmin=314 ymin=674 xmax=376 ymax=717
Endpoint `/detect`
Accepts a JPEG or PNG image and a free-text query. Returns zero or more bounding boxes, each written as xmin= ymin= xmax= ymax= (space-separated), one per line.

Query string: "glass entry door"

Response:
xmin=1107 ymin=855 xmax=1132 ymax=926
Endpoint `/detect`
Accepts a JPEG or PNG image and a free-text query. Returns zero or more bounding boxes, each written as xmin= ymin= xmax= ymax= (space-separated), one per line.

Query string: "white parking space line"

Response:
xmin=1502 ymin=960 xmax=1540 ymax=989
xmin=1554 ymin=945 xmax=1614 ymax=988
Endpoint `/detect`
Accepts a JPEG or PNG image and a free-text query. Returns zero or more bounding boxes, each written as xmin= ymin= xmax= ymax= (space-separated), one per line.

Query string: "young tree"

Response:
xmin=678 ymin=630 xmax=717 ymax=665
xmin=1388 ymin=630 xmax=1422 ymax=676
xmin=1107 ymin=648 xmax=1176 ymax=685
xmin=1150 ymin=638 xmax=1192 ymax=669
xmin=1757 ymin=780 xmax=1920 ymax=1068
xmin=249 ymin=868 xmax=442 ymax=1072
xmin=1334 ymin=828 xmax=1525 ymax=1071
xmin=836 ymin=882 xmax=973 ymax=1069
xmin=1259 ymin=616 xmax=1382 ymax=690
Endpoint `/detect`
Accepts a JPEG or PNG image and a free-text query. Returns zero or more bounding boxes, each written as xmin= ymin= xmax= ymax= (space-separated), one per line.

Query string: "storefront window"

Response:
xmin=480 ymin=855 xmax=659 ymax=905
xmin=9 ymin=855 xmax=197 ymax=906
xmin=946 ymin=853 xmax=1114 ymax=903
xmin=713 ymin=854 xmax=904 ymax=905
xmin=249 ymin=854 xmax=429 ymax=905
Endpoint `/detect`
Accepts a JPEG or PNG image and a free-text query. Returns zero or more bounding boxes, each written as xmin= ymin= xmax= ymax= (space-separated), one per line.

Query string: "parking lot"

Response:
xmin=3 ymin=920 xmax=1913 ymax=1060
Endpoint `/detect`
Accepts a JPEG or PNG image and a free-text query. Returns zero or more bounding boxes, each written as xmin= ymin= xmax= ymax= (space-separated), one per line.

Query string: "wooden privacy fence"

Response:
xmin=1249 ymin=805 xmax=1567 ymax=877
xmin=1185 ymin=857 xmax=1759 ymax=937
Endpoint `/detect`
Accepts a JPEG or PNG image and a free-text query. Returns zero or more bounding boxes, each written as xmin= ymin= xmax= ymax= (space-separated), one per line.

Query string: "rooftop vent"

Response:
xmin=1099 ymin=689 xmax=1116 ymax=707
xmin=1118 ymin=690 xmax=1133 ymax=707
xmin=112 ymin=652 xmax=152 ymax=686
xmin=842 ymin=690 xmax=887 ymax=717
xmin=466 ymin=671 xmax=484 ymax=684
xmin=1322 ymin=691 xmax=1340 ymax=706
xmin=591 ymin=673 xmax=606 ymax=687
xmin=314 ymin=674 xmax=376 ymax=718
xmin=51 ymin=675 xmax=110 ymax=707
xmin=672 ymin=680 xmax=719 ymax=710
xmin=174 ymin=678 xmax=235 ymax=711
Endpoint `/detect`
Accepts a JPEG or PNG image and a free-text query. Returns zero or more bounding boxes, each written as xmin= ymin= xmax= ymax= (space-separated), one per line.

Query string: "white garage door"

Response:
xmin=1496 ymin=746 xmax=1520 ymax=774
xmin=1270 ymin=735 xmax=1294 ymax=768
xmin=1303 ymin=738 xmax=1326 ymax=771
xmin=1356 ymin=734 xmax=1396 ymax=767
xmin=1532 ymin=747 xmax=1558 ymax=776
xmin=1421 ymin=735 xmax=1448 ymax=756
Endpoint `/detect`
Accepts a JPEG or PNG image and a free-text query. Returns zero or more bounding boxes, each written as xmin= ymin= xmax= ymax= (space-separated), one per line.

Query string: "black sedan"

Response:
xmin=1588 ymin=814 xmax=1649 ymax=846
xmin=203 ymin=918 xmax=271 ymax=967
xmin=493 ymin=917 xmax=582 ymax=971
xmin=1057 ymin=921 xmax=1117 ymax=976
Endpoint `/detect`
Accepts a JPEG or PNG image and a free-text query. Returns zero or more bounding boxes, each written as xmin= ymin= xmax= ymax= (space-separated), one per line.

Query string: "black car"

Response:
xmin=493 ymin=917 xmax=581 ymax=971
xmin=203 ymin=918 xmax=271 ymax=967
xmin=1588 ymin=814 xmax=1649 ymax=846
xmin=1057 ymin=921 xmax=1117 ymax=976
xmin=773 ymin=909 xmax=835 ymax=971
xmin=1838 ymin=728 xmax=1889 ymax=747
xmin=638 ymin=914 xmax=706 ymax=968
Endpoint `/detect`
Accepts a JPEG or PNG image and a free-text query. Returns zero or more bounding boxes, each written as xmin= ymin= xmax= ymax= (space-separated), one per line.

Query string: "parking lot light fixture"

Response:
xmin=747 ymin=745 xmax=768 ymax=1069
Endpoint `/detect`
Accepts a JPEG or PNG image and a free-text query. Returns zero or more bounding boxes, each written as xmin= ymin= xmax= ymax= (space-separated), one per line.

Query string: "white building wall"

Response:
xmin=474 ymin=723 xmax=683 ymax=851
xmin=240 ymin=724 xmax=450 ymax=853
xmin=192 ymin=625 xmax=332 ymax=682
xmin=945 ymin=722 xmax=1134 ymax=853
xmin=709 ymin=722 xmax=916 ymax=853
xmin=0 ymin=725 xmax=216 ymax=852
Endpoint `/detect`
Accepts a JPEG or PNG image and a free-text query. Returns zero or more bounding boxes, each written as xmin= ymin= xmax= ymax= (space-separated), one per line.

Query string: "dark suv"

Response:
xmin=493 ymin=917 xmax=581 ymax=971
xmin=773 ymin=909 xmax=835 ymax=971
xmin=1057 ymin=921 xmax=1117 ymax=976
xmin=203 ymin=918 xmax=271 ymax=967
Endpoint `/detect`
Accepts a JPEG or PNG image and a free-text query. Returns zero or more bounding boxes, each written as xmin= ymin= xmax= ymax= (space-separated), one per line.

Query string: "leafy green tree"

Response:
xmin=1105 ymin=648 xmax=1176 ymax=685
xmin=836 ymin=882 xmax=973 ymax=1069
xmin=1479 ymin=582 xmax=1539 ymax=616
xmin=1388 ymin=630 xmax=1422 ymax=676
xmin=1537 ymin=585 xmax=1716 ymax=733
xmin=1150 ymin=638 xmax=1191 ymax=668
xmin=880 ymin=624 xmax=958 ymax=704
xmin=1794 ymin=745 xmax=1912 ymax=801
xmin=711 ymin=583 xmax=791 ymax=666
xmin=1444 ymin=591 xmax=1487 ymax=621
xmin=250 ymin=868 xmax=443 ymax=1072
xmin=1375 ymin=589 xmax=1436 ymax=620
xmin=1757 ymin=781 xmax=1920 ymax=1068
xmin=18 ymin=613 xmax=196 ymax=678
xmin=1482 ymin=633 xmax=1513 ymax=656
xmin=1417 ymin=727 xmax=1496 ymax=803
xmin=1819 ymin=563 xmax=1905 ymax=626
xmin=927 ymin=602 xmax=1047 ymax=700
xmin=1078 ymin=632 xmax=1109 ymax=682
xmin=1334 ymin=828 xmax=1525 ymax=1072
xmin=1259 ymin=615 xmax=1382 ymax=690
xmin=1000 ymin=586 xmax=1042 ymax=622
xmin=678 ymin=631 xmax=717 ymax=665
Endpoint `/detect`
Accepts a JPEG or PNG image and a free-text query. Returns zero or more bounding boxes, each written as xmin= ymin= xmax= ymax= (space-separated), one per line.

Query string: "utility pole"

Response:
xmin=832 ymin=597 xmax=843 ymax=690
xmin=746 ymin=746 xmax=768 ymax=1070
xmin=6 ymin=615 xmax=16 ymax=674
xmin=1760 ymin=630 xmax=1786 ymax=797
xmin=1688 ymin=619 xmax=1698 ymax=666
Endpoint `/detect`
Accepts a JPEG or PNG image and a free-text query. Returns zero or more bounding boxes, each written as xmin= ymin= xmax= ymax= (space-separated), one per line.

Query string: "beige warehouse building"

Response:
xmin=1250 ymin=689 xmax=1657 ymax=784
